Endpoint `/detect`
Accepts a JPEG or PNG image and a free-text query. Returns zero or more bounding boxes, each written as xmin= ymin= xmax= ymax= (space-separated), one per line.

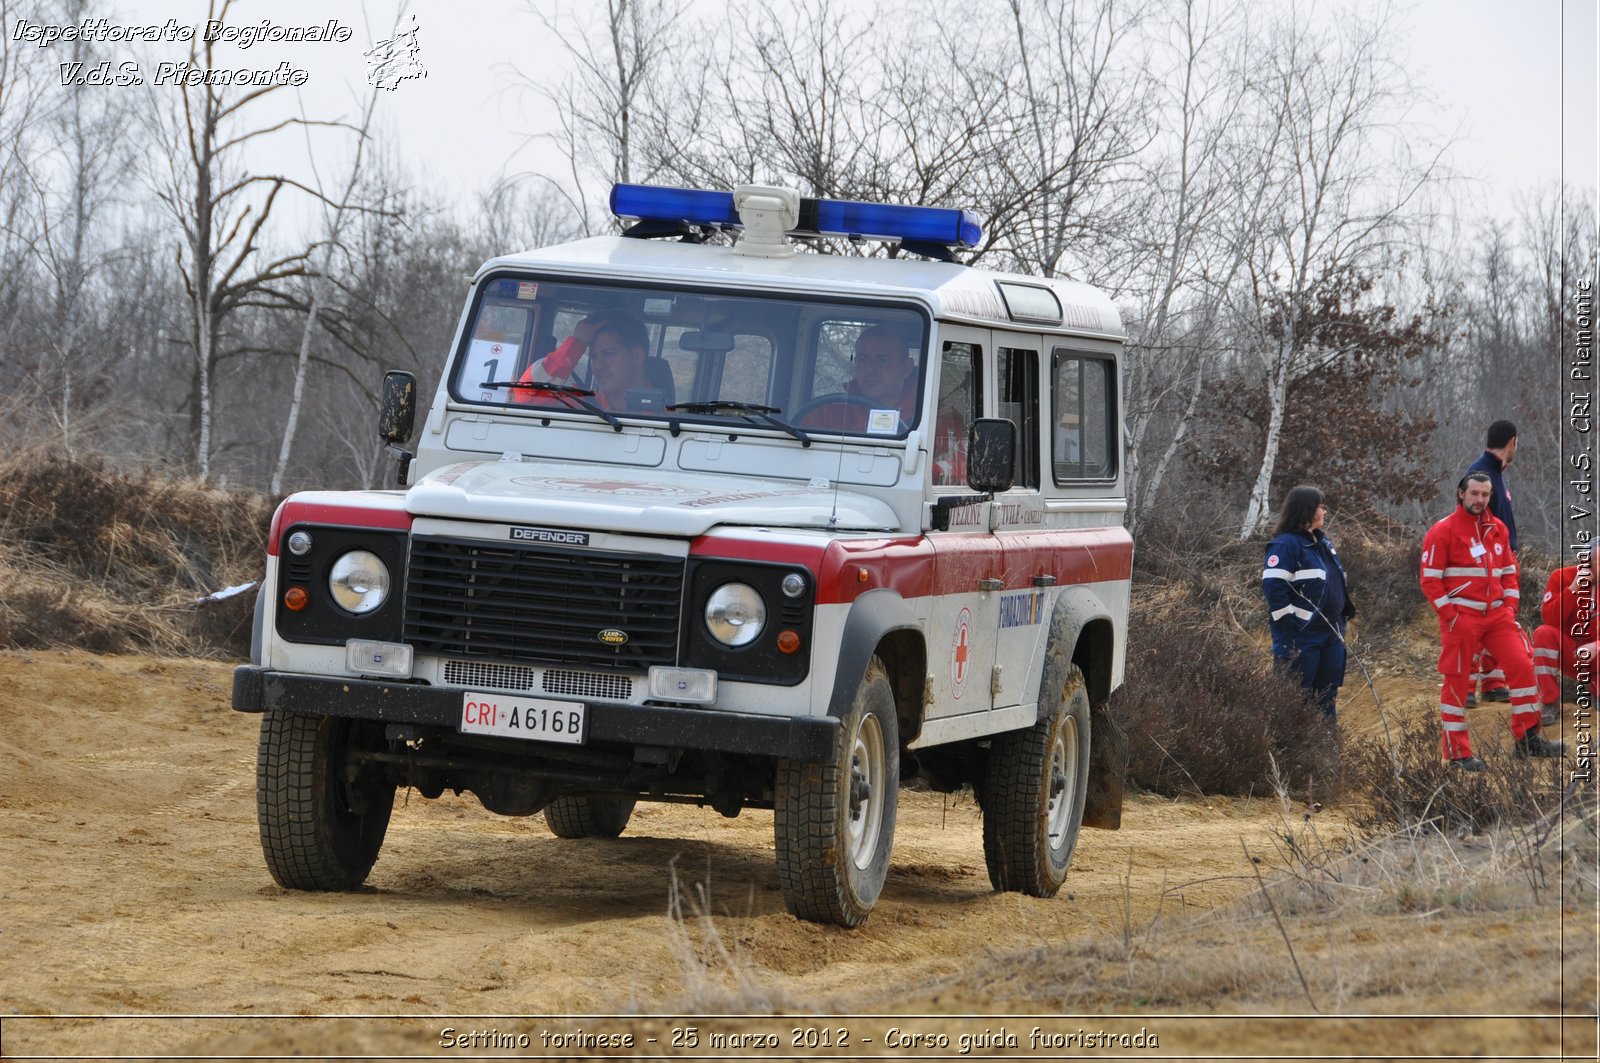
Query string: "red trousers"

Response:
xmin=1471 ymin=649 xmax=1508 ymax=694
xmin=1533 ymin=623 xmax=1597 ymax=703
xmin=1437 ymin=606 xmax=1541 ymax=760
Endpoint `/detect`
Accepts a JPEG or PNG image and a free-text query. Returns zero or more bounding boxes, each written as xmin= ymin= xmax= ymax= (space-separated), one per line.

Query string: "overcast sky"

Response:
xmin=19 ymin=0 xmax=1599 ymax=225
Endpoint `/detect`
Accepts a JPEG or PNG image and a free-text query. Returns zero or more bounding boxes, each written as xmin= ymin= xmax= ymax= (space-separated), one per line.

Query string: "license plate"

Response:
xmin=460 ymin=693 xmax=586 ymax=745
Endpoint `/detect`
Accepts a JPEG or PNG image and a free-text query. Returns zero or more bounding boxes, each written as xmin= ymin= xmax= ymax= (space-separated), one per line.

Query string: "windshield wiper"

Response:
xmin=667 ymin=401 xmax=812 ymax=447
xmin=480 ymin=380 xmax=622 ymax=431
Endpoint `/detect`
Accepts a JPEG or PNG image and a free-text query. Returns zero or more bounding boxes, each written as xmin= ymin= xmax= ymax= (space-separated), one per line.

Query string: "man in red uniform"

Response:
xmin=1533 ymin=561 xmax=1598 ymax=724
xmin=1420 ymin=472 xmax=1566 ymax=769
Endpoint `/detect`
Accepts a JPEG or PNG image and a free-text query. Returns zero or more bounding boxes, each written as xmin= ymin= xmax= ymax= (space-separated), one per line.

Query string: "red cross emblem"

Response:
xmin=950 ymin=607 xmax=972 ymax=698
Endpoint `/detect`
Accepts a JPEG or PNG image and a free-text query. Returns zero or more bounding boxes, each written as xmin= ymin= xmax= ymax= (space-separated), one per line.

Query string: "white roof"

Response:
xmin=476 ymin=235 xmax=1125 ymax=340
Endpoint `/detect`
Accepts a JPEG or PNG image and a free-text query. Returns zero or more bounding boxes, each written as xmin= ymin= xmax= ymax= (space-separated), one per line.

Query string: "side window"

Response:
xmin=998 ymin=347 xmax=1040 ymax=490
xmin=1052 ymin=351 xmax=1116 ymax=482
xmin=934 ymin=342 xmax=982 ymax=487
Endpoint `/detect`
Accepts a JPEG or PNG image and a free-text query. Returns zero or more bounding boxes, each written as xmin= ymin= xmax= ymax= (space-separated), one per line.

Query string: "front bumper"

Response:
xmin=231 ymin=666 xmax=838 ymax=762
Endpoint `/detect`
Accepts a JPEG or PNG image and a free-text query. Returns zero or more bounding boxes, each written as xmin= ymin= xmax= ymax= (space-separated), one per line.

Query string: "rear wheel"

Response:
xmin=775 ymin=656 xmax=899 ymax=927
xmin=543 ymin=795 xmax=637 ymax=838
xmin=257 ymin=712 xmax=394 ymax=890
xmin=982 ymin=656 xmax=1090 ymax=895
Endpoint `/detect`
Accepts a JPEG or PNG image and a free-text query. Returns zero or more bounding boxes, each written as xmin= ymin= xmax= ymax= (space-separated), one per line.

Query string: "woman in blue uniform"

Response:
xmin=1262 ymin=485 xmax=1355 ymax=719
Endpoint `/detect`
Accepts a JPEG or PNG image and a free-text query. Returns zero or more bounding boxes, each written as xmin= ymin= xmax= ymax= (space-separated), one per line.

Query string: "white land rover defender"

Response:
xmin=234 ymin=183 xmax=1132 ymax=927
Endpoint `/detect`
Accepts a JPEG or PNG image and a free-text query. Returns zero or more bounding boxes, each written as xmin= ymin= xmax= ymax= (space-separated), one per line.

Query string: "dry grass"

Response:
xmin=662 ymin=860 xmax=790 ymax=1013
xmin=865 ymin=800 xmax=1595 ymax=1017
xmin=1345 ymin=708 xmax=1590 ymax=837
xmin=0 ymin=445 xmax=271 ymax=658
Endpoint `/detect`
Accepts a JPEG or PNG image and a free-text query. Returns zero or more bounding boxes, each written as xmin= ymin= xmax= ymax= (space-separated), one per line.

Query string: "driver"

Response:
xmin=512 ymin=312 xmax=652 ymax=410
xmin=801 ymin=325 xmax=919 ymax=431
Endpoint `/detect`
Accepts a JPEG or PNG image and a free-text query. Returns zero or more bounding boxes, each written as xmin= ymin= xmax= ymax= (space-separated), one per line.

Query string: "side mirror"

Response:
xmin=379 ymin=371 xmax=416 ymax=446
xmin=967 ymin=417 xmax=1016 ymax=494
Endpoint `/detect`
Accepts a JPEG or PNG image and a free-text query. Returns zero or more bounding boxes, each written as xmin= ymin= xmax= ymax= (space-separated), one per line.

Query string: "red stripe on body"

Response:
xmin=268 ymin=498 xmax=414 ymax=555
xmin=1001 ymin=527 xmax=1135 ymax=586
xmin=690 ymin=527 xmax=1133 ymax=606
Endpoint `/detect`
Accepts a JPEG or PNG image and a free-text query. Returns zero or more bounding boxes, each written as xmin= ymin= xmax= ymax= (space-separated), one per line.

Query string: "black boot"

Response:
xmin=1514 ymin=729 xmax=1567 ymax=758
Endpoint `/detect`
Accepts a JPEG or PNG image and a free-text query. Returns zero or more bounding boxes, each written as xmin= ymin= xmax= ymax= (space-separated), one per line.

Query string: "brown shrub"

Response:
xmin=1329 ymin=524 xmax=1423 ymax=638
xmin=0 ymin=451 xmax=271 ymax=658
xmin=1112 ymin=581 xmax=1342 ymax=799
xmin=1344 ymin=712 xmax=1583 ymax=835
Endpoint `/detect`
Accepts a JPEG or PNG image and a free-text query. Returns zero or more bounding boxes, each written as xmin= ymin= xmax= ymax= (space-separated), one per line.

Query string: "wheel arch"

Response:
xmin=1039 ymin=588 xmax=1127 ymax=831
xmin=1040 ymin=587 xmax=1116 ymax=709
xmin=828 ymin=588 xmax=927 ymax=744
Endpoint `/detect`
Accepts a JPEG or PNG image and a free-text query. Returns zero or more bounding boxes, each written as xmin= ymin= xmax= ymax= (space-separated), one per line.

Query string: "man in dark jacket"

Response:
xmin=1464 ymin=420 xmax=1520 ymax=705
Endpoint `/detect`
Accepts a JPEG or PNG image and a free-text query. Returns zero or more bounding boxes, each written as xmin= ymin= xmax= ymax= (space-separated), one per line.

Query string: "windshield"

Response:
xmin=449 ymin=275 xmax=929 ymax=439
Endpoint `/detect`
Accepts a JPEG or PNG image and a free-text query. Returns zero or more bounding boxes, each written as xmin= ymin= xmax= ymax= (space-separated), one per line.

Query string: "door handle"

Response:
xmin=978 ymin=578 xmax=1004 ymax=592
xmin=1032 ymin=574 xmax=1058 ymax=587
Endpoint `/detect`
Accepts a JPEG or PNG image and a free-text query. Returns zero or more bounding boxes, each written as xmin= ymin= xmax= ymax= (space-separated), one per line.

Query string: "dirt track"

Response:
xmin=1 ymin=649 xmax=1592 ymax=1060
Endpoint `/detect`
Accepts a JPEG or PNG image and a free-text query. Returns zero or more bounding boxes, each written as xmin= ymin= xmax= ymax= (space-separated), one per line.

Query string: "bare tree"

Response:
xmin=510 ymin=0 xmax=689 ymax=230
xmin=0 ymin=0 xmax=60 ymax=383
xmin=17 ymin=0 xmax=136 ymax=454
xmin=1510 ymin=184 xmax=1597 ymax=550
xmin=145 ymin=0 xmax=351 ymax=482
xmin=1000 ymin=0 xmax=1155 ymax=280
xmin=1230 ymin=6 xmax=1447 ymax=538
xmin=476 ymin=177 xmax=587 ymax=254
xmin=270 ymin=89 xmax=383 ymax=496
xmin=1120 ymin=0 xmax=1254 ymax=529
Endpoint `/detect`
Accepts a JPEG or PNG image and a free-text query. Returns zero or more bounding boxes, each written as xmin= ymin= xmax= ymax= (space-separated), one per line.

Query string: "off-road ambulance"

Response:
xmin=234 ymin=183 xmax=1132 ymax=927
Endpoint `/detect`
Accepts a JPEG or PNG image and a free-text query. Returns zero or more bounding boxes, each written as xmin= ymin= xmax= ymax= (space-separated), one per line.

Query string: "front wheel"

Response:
xmin=982 ymin=656 xmax=1090 ymax=895
xmin=257 ymin=712 xmax=394 ymax=890
xmin=775 ymin=656 xmax=899 ymax=927
xmin=544 ymin=795 xmax=636 ymax=838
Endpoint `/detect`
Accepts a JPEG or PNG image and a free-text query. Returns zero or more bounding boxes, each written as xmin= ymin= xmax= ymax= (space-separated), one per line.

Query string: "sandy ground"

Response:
xmin=1 ymin=648 xmax=1594 ymax=1061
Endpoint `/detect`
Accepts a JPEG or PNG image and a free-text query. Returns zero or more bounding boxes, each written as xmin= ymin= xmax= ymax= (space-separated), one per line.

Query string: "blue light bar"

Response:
xmin=810 ymin=198 xmax=983 ymax=248
xmin=609 ymin=183 xmax=985 ymax=250
xmin=610 ymin=184 xmax=740 ymax=226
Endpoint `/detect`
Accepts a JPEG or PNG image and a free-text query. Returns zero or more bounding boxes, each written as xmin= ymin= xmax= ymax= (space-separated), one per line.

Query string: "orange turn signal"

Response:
xmin=856 ymin=566 xmax=869 ymax=583
xmin=283 ymin=586 xmax=309 ymax=612
xmin=776 ymin=630 xmax=802 ymax=654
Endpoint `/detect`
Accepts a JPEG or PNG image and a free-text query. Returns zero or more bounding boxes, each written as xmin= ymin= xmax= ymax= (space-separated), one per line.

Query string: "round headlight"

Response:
xmin=329 ymin=551 xmax=390 ymax=614
xmin=704 ymin=583 xmax=766 ymax=647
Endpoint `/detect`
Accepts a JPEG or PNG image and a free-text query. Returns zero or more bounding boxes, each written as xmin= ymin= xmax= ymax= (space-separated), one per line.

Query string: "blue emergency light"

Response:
xmin=609 ymin=184 xmax=741 ymax=227
xmin=610 ymin=183 xmax=983 ymax=250
xmin=810 ymin=198 xmax=983 ymax=248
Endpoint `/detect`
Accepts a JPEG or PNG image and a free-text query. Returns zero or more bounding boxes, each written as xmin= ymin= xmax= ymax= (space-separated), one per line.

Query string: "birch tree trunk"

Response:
xmin=271 ymin=94 xmax=379 ymax=496
xmin=1240 ymin=337 xmax=1291 ymax=538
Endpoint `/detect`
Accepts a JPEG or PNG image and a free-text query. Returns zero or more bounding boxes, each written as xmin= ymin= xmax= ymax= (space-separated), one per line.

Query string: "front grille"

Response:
xmin=443 ymin=659 xmax=538 ymax=692
xmin=441 ymin=660 xmax=636 ymax=701
xmin=405 ymin=535 xmax=682 ymax=670
xmin=544 ymin=669 xmax=634 ymax=700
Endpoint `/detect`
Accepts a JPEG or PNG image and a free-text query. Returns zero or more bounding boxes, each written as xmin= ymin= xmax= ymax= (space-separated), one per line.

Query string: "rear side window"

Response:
xmin=999 ymin=347 xmax=1040 ymax=490
xmin=1051 ymin=351 xmax=1117 ymax=483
